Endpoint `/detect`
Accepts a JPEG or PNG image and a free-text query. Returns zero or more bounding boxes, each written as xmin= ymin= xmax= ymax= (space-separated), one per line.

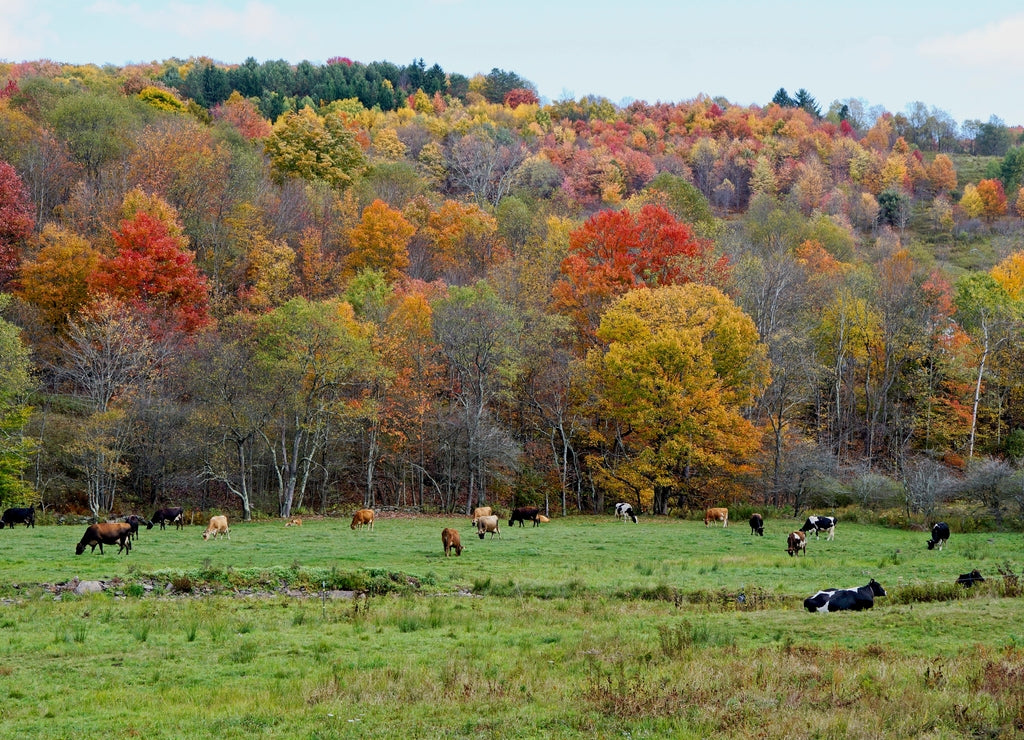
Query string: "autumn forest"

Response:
xmin=1 ymin=56 xmax=1024 ymax=524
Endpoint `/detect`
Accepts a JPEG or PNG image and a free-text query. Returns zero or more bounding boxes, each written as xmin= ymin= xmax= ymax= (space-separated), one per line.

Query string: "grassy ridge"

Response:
xmin=1 ymin=515 xmax=1023 ymax=738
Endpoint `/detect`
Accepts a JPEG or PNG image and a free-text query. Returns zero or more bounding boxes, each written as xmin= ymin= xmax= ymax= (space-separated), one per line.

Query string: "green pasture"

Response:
xmin=2 ymin=515 xmax=1024 ymax=738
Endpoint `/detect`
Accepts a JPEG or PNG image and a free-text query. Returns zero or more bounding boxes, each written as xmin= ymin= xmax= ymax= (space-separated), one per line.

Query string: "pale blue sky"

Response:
xmin=3 ymin=0 xmax=1023 ymax=126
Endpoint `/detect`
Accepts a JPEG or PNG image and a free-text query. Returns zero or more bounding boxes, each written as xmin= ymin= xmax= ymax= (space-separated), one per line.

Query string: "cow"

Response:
xmin=536 ymin=514 xmax=550 ymax=523
xmin=787 ymin=530 xmax=807 ymax=557
xmin=151 ymin=507 xmax=185 ymax=530
xmin=1 ymin=506 xmax=35 ymax=529
xmin=704 ymin=507 xmax=728 ymax=527
xmin=615 ymin=502 xmax=638 ymax=523
xmin=509 ymin=506 xmax=541 ymax=527
xmin=75 ymin=522 xmax=132 ymax=555
xmin=202 ymin=515 xmax=230 ymax=540
xmin=800 ymin=515 xmax=836 ymax=540
xmin=442 ymin=527 xmax=462 ymax=557
xmin=284 ymin=518 xmax=302 ymax=527
xmin=749 ymin=513 xmax=764 ymax=536
xmin=350 ymin=509 xmax=374 ymax=531
xmin=124 ymin=514 xmax=153 ymax=541
xmin=471 ymin=506 xmax=493 ymax=520
xmin=476 ymin=515 xmax=501 ymax=539
xmin=956 ymin=569 xmax=985 ymax=588
xmin=803 ymin=579 xmax=886 ymax=612
xmin=927 ymin=522 xmax=950 ymax=551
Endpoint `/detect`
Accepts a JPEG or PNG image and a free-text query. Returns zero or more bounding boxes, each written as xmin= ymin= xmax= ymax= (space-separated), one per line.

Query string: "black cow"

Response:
xmin=803 ymin=579 xmax=886 ymax=612
xmin=75 ymin=522 xmax=133 ymax=555
xmin=927 ymin=522 xmax=950 ymax=551
xmin=1 ymin=505 xmax=35 ymax=529
xmin=800 ymin=515 xmax=836 ymax=541
xmin=125 ymin=514 xmax=154 ymax=541
xmin=749 ymin=513 xmax=764 ymax=536
xmin=151 ymin=507 xmax=185 ymax=530
xmin=956 ymin=569 xmax=985 ymax=588
xmin=509 ymin=506 xmax=541 ymax=527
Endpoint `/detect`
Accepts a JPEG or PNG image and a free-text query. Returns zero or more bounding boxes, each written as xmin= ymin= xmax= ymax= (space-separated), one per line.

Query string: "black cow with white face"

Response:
xmin=927 ymin=522 xmax=950 ymax=551
xmin=800 ymin=515 xmax=836 ymax=541
xmin=803 ymin=579 xmax=886 ymax=612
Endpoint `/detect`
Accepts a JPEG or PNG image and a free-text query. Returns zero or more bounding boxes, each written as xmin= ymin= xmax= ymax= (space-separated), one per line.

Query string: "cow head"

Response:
xmin=478 ymin=531 xmax=485 ymax=540
xmin=75 ymin=542 xmax=86 ymax=555
xmin=867 ymin=579 xmax=886 ymax=597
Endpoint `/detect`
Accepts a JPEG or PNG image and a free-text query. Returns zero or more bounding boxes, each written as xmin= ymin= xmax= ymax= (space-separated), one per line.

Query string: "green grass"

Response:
xmin=0 ymin=515 xmax=1023 ymax=737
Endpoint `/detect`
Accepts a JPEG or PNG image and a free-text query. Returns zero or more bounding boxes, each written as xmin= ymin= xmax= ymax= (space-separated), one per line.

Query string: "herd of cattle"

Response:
xmin=1 ymin=501 xmax=989 ymax=612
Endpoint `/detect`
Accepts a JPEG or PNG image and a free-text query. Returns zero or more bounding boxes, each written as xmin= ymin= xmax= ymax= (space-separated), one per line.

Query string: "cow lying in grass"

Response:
xmin=803 ymin=579 xmax=886 ymax=612
xmin=75 ymin=522 xmax=132 ymax=555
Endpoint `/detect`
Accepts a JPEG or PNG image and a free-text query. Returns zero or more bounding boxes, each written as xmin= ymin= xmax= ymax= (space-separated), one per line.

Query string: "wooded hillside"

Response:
xmin=2 ymin=57 xmax=1024 ymax=522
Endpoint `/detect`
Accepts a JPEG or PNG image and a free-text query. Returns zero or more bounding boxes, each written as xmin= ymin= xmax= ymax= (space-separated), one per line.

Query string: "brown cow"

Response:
xmin=704 ymin=507 xmax=729 ymax=527
xmin=350 ymin=509 xmax=374 ymax=531
xmin=471 ymin=506 xmax=493 ymax=520
xmin=442 ymin=527 xmax=462 ymax=557
xmin=202 ymin=515 xmax=230 ymax=540
xmin=787 ymin=530 xmax=807 ymax=557
xmin=75 ymin=522 xmax=133 ymax=555
xmin=284 ymin=518 xmax=302 ymax=527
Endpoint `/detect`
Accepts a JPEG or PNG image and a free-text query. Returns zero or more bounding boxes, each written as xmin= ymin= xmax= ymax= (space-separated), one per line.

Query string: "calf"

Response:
xmin=476 ymin=514 xmax=501 ymax=539
xmin=202 ymin=515 xmax=230 ymax=540
xmin=284 ymin=517 xmax=302 ymax=527
xmin=124 ymin=514 xmax=153 ymax=541
xmin=927 ymin=522 xmax=950 ymax=551
xmin=615 ymin=502 xmax=638 ymax=523
xmin=442 ymin=527 xmax=462 ymax=557
xmin=956 ymin=569 xmax=985 ymax=588
xmin=800 ymin=515 xmax=836 ymax=540
xmin=787 ymin=530 xmax=807 ymax=556
xmin=1 ymin=505 xmax=35 ymax=529
xmin=508 ymin=506 xmax=540 ymax=528
xmin=350 ymin=509 xmax=374 ymax=531
xmin=749 ymin=513 xmax=764 ymax=536
xmin=803 ymin=579 xmax=886 ymax=612
xmin=471 ymin=506 xmax=493 ymax=520
xmin=704 ymin=507 xmax=728 ymax=527
xmin=75 ymin=522 xmax=132 ymax=555
xmin=151 ymin=507 xmax=185 ymax=530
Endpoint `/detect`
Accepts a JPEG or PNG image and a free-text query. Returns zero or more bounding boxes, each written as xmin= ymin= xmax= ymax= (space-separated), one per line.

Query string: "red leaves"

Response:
xmin=0 ymin=160 xmax=35 ymax=286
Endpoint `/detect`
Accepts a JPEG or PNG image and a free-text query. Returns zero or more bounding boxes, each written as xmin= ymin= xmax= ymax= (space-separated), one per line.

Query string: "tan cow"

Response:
xmin=442 ymin=527 xmax=462 ymax=557
xmin=471 ymin=506 xmax=493 ymax=521
xmin=704 ymin=507 xmax=729 ymax=527
xmin=536 ymin=514 xmax=550 ymax=523
xmin=476 ymin=514 xmax=501 ymax=539
xmin=202 ymin=515 xmax=230 ymax=540
xmin=284 ymin=517 xmax=302 ymax=527
xmin=350 ymin=509 xmax=374 ymax=531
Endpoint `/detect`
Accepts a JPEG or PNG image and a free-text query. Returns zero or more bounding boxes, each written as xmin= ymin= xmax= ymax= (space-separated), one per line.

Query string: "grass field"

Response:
xmin=1 ymin=514 xmax=1023 ymax=738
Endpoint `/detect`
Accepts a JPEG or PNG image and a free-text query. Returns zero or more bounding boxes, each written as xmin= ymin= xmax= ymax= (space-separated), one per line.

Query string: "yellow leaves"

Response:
xmin=17 ymin=225 xmax=100 ymax=333
xmin=345 ymin=199 xmax=414 ymax=281
xmin=960 ymin=184 xmax=984 ymax=219
xmin=991 ymin=252 xmax=1024 ymax=300
xmin=371 ymin=128 xmax=407 ymax=161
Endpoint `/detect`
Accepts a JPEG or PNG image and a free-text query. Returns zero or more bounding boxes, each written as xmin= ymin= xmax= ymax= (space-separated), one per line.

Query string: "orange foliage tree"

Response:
xmin=345 ymin=199 xmax=415 ymax=281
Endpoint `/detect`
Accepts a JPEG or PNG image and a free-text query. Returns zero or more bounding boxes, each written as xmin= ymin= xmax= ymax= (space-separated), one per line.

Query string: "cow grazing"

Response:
xmin=803 ymin=579 xmax=886 ymax=612
xmin=704 ymin=507 xmax=728 ymax=527
xmin=442 ymin=527 xmax=462 ymax=557
xmin=800 ymin=515 xmax=836 ymax=540
xmin=615 ymin=502 xmax=638 ymax=523
xmin=151 ymin=507 xmax=185 ymax=530
xmin=927 ymin=522 xmax=951 ymax=551
xmin=956 ymin=569 xmax=985 ymax=588
xmin=749 ymin=513 xmax=764 ymax=536
xmin=787 ymin=530 xmax=807 ymax=556
xmin=476 ymin=515 xmax=501 ymax=539
xmin=350 ymin=509 xmax=374 ymax=531
xmin=284 ymin=517 xmax=302 ymax=527
xmin=75 ymin=522 xmax=132 ymax=555
xmin=471 ymin=506 xmax=493 ymax=520
xmin=1 ymin=506 xmax=35 ymax=529
xmin=202 ymin=515 xmax=230 ymax=540
xmin=509 ymin=506 xmax=541 ymax=527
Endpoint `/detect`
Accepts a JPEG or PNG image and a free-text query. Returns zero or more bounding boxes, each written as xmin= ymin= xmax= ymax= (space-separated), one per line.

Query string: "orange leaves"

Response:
xmin=345 ymin=200 xmax=414 ymax=281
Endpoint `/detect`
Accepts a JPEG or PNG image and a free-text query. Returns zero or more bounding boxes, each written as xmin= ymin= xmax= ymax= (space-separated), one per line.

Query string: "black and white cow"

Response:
xmin=956 ymin=569 xmax=985 ymax=588
xmin=615 ymin=502 xmax=637 ymax=523
xmin=927 ymin=522 xmax=950 ymax=551
xmin=749 ymin=513 xmax=764 ymax=536
xmin=800 ymin=515 xmax=836 ymax=541
xmin=803 ymin=579 xmax=886 ymax=612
